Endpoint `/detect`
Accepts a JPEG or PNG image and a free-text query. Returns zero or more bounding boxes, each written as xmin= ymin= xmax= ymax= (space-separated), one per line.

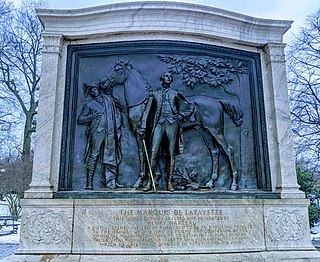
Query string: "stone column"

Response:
xmin=24 ymin=34 xmax=63 ymax=199
xmin=263 ymin=43 xmax=304 ymax=199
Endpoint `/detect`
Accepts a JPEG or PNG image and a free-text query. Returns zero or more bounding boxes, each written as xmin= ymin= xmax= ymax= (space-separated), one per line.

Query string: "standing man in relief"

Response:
xmin=78 ymin=81 xmax=123 ymax=190
xmin=138 ymin=72 xmax=194 ymax=191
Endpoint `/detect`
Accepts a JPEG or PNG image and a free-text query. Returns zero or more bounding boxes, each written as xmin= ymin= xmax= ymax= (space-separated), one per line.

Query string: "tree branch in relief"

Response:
xmin=159 ymin=55 xmax=248 ymax=89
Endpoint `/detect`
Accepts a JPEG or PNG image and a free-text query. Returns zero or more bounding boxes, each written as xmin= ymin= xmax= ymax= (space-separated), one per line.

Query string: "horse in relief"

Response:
xmin=100 ymin=60 xmax=241 ymax=190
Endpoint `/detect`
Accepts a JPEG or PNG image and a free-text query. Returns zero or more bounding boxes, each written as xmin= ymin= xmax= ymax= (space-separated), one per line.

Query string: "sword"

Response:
xmin=142 ymin=139 xmax=157 ymax=191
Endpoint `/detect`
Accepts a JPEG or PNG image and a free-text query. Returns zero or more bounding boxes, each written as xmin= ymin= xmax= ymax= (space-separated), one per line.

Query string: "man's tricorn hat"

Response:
xmin=83 ymin=81 xmax=100 ymax=97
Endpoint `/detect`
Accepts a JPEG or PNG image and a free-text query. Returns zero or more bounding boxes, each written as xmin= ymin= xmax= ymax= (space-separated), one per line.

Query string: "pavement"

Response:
xmin=0 ymin=233 xmax=320 ymax=260
xmin=0 ymin=225 xmax=20 ymax=261
xmin=0 ymin=228 xmax=20 ymax=261
xmin=311 ymin=224 xmax=320 ymax=251
xmin=313 ymin=240 xmax=320 ymax=251
xmin=0 ymin=244 xmax=19 ymax=260
xmin=0 ymin=201 xmax=20 ymax=261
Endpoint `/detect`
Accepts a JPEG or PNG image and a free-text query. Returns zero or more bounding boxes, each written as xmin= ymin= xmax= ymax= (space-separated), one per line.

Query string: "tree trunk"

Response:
xmin=22 ymin=112 xmax=33 ymax=161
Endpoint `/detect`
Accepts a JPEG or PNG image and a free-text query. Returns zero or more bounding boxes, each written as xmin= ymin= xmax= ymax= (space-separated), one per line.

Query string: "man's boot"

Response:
xmin=167 ymin=175 xmax=174 ymax=192
xmin=167 ymin=159 xmax=175 ymax=192
xmin=105 ymin=178 xmax=116 ymax=189
xmin=85 ymin=170 xmax=94 ymax=190
xmin=143 ymin=166 xmax=156 ymax=191
xmin=85 ymin=156 xmax=97 ymax=190
xmin=116 ymin=182 xmax=125 ymax=188
xmin=142 ymin=176 xmax=152 ymax=191
xmin=132 ymin=172 xmax=145 ymax=189
xmin=104 ymin=164 xmax=124 ymax=189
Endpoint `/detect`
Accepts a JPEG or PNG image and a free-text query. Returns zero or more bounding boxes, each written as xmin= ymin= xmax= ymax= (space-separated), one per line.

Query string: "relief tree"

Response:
xmin=159 ymin=55 xmax=248 ymax=89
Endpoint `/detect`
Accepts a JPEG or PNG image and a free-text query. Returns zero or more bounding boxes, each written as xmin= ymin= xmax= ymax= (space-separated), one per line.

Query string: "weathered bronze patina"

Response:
xmin=59 ymin=41 xmax=270 ymax=192
xmin=77 ymin=81 xmax=123 ymax=190
xmin=137 ymin=72 xmax=195 ymax=192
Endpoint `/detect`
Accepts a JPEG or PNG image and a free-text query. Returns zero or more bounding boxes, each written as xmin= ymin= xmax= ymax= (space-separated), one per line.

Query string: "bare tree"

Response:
xmin=0 ymin=0 xmax=44 ymax=161
xmin=0 ymin=157 xmax=33 ymax=199
xmin=287 ymin=9 xmax=320 ymax=170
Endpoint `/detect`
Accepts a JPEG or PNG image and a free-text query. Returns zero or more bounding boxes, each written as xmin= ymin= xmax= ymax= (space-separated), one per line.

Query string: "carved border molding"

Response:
xmin=36 ymin=2 xmax=292 ymax=45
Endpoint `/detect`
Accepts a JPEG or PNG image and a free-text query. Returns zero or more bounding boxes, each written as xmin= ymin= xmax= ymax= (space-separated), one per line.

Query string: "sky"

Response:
xmin=11 ymin=0 xmax=319 ymax=43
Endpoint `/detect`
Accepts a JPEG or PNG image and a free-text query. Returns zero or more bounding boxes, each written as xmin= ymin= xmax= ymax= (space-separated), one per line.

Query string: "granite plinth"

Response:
xmin=17 ymin=198 xmax=315 ymax=257
xmin=4 ymin=251 xmax=320 ymax=262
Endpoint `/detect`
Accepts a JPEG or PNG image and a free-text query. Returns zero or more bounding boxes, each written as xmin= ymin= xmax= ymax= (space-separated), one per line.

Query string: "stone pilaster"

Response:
xmin=24 ymin=34 xmax=63 ymax=199
xmin=263 ymin=43 xmax=304 ymax=198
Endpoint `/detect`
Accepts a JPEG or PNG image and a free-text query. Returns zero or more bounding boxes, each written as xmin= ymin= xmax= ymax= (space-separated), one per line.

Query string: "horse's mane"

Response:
xmin=123 ymin=65 xmax=152 ymax=107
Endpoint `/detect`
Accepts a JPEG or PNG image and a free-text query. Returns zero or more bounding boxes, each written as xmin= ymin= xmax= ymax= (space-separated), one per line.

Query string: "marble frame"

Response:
xmin=26 ymin=1 xmax=303 ymax=199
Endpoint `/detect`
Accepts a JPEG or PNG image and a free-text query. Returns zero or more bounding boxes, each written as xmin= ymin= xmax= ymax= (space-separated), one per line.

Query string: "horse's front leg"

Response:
xmin=128 ymin=100 xmax=152 ymax=189
xmin=131 ymin=133 xmax=146 ymax=189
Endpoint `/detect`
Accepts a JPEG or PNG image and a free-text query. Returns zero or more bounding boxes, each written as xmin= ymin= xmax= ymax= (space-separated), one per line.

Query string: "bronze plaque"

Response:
xmin=59 ymin=41 xmax=269 ymax=193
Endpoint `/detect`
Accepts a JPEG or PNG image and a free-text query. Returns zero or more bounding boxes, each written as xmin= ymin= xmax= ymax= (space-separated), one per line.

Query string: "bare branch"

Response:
xmin=288 ymin=8 xmax=320 ymax=169
xmin=0 ymin=0 xmax=45 ymax=160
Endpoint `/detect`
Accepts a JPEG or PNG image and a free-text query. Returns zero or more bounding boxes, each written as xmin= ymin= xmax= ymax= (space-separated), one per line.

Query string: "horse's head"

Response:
xmin=100 ymin=59 xmax=130 ymax=91
xmin=100 ymin=59 xmax=152 ymax=107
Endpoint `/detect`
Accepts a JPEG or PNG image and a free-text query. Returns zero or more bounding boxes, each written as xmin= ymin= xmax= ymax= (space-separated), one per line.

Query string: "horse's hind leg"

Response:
xmin=206 ymin=126 xmax=238 ymax=190
xmin=227 ymin=145 xmax=238 ymax=191
xmin=199 ymin=129 xmax=219 ymax=188
xmin=205 ymin=148 xmax=219 ymax=188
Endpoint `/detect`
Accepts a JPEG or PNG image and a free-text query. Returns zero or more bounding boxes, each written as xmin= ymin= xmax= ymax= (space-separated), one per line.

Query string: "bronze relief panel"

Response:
xmin=59 ymin=41 xmax=269 ymax=193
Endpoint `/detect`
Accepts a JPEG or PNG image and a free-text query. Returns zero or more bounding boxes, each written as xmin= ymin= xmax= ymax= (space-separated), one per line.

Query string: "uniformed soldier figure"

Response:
xmin=138 ymin=72 xmax=194 ymax=191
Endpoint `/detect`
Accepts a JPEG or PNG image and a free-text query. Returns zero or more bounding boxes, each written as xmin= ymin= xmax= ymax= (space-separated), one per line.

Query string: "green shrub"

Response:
xmin=297 ymin=166 xmax=320 ymax=227
xmin=309 ymin=202 xmax=320 ymax=227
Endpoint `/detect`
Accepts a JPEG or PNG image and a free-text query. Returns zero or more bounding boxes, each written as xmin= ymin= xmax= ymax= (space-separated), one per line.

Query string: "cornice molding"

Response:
xmin=36 ymin=1 xmax=292 ymax=46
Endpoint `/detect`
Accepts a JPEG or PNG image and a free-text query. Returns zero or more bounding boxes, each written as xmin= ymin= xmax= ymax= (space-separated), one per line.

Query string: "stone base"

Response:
xmin=3 ymin=251 xmax=320 ymax=262
xmin=17 ymin=197 xmax=316 ymax=259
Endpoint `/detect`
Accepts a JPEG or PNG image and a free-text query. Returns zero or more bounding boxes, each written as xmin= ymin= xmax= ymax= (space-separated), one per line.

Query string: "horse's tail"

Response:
xmin=219 ymin=101 xmax=243 ymax=126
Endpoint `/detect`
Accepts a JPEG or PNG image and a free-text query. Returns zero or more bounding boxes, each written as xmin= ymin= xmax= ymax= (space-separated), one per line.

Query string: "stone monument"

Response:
xmin=6 ymin=2 xmax=320 ymax=261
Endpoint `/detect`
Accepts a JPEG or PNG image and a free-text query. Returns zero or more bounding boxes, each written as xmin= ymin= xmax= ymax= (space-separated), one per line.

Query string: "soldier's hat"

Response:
xmin=83 ymin=81 xmax=100 ymax=97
